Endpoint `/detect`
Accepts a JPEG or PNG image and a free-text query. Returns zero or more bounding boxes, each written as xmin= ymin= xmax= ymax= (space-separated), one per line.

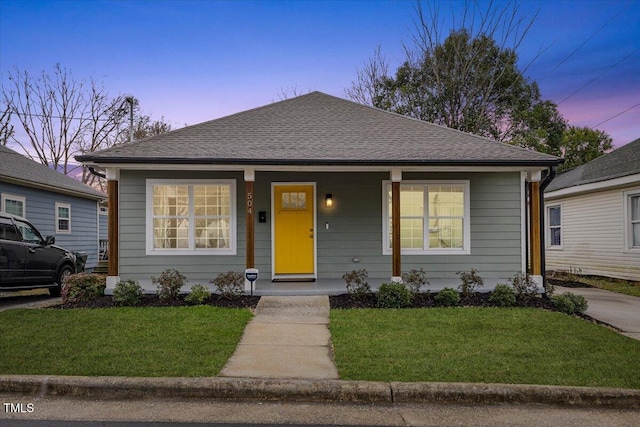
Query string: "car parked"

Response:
xmin=0 ymin=212 xmax=77 ymax=296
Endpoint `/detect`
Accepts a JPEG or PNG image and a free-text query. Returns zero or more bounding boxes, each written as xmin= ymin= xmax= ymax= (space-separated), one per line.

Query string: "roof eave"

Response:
xmin=76 ymin=156 xmax=562 ymax=168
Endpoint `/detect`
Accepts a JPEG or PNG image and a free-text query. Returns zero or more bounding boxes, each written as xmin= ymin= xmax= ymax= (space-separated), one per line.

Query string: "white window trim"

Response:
xmin=382 ymin=180 xmax=471 ymax=255
xmin=546 ymin=203 xmax=563 ymax=250
xmin=55 ymin=202 xmax=72 ymax=234
xmin=1 ymin=193 xmax=26 ymax=218
xmin=623 ymin=188 xmax=640 ymax=252
xmin=145 ymin=179 xmax=237 ymax=256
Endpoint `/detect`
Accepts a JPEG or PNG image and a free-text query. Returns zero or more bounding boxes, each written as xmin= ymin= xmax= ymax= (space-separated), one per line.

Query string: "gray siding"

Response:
xmin=0 ymin=181 xmax=99 ymax=270
xmin=117 ymin=170 xmax=523 ymax=285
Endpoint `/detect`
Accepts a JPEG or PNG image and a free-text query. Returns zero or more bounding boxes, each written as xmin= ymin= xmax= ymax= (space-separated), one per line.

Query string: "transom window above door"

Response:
xmin=281 ymin=192 xmax=307 ymax=210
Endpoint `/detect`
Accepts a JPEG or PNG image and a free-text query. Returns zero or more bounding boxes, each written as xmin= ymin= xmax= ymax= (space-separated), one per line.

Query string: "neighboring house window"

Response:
xmin=625 ymin=190 xmax=640 ymax=250
xmin=547 ymin=205 xmax=562 ymax=247
xmin=1 ymin=194 xmax=26 ymax=217
xmin=382 ymin=181 xmax=470 ymax=255
xmin=55 ymin=203 xmax=71 ymax=233
xmin=146 ymin=180 xmax=236 ymax=255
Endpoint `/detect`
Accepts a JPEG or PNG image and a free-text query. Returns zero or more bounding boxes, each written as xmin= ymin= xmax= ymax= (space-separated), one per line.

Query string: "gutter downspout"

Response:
xmin=88 ymin=167 xmax=106 ymax=179
xmin=539 ymin=166 xmax=557 ymax=293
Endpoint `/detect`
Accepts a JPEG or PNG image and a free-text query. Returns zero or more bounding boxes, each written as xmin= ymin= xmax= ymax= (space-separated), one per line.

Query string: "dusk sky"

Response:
xmin=1 ymin=0 xmax=639 ymax=149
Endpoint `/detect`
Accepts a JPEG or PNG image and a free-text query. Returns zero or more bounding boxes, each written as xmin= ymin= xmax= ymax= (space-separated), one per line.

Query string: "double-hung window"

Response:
xmin=146 ymin=180 xmax=236 ymax=255
xmin=55 ymin=203 xmax=71 ymax=233
xmin=625 ymin=190 xmax=640 ymax=250
xmin=547 ymin=205 xmax=562 ymax=248
xmin=1 ymin=194 xmax=26 ymax=217
xmin=383 ymin=181 xmax=470 ymax=255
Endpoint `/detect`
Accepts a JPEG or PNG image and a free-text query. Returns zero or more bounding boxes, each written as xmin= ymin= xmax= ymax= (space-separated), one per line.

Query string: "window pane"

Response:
xmin=430 ymin=186 xmax=464 ymax=217
xmin=153 ymin=185 xmax=188 ymax=216
xmin=153 ymin=218 xmax=189 ymax=249
xmin=195 ymin=185 xmax=229 ymax=216
xmin=195 ymin=218 xmax=230 ymax=249
xmin=400 ymin=218 xmax=423 ymax=249
xmin=429 ymin=218 xmax=463 ymax=248
xmin=550 ymin=227 xmax=561 ymax=246
xmin=5 ymin=199 xmax=24 ymax=217
xmin=632 ymin=196 xmax=640 ymax=221
xmin=633 ymin=223 xmax=640 ymax=247
xmin=549 ymin=206 xmax=561 ymax=226
xmin=400 ymin=186 xmax=424 ymax=217
xmin=58 ymin=219 xmax=70 ymax=231
xmin=58 ymin=206 xmax=70 ymax=219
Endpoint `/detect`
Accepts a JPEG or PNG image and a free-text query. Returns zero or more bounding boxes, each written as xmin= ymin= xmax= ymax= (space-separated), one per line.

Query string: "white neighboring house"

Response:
xmin=544 ymin=137 xmax=640 ymax=281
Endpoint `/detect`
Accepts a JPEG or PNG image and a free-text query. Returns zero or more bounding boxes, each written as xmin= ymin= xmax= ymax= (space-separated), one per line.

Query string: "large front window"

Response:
xmin=383 ymin=181 xmax=470 ymax=254
xmin=146 ymin=180 xmax=236 ymax=255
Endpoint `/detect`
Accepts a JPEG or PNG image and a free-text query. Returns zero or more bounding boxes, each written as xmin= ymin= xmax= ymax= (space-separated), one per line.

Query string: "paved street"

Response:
xmin=1 ymin=396 xmax=639 ymax=426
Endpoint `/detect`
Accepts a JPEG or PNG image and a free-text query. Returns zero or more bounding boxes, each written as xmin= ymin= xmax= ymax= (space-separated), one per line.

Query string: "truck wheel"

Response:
xmin=50 ymin=265 xmax=73 ymax=297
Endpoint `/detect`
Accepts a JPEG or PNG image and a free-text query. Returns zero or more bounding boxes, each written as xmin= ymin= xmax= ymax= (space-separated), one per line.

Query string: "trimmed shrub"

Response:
xmin=112 ymin=280 xmax=143 ymax=307
xmin=457 ymin=269 xmax=483 ymax=299
xmin=211 ymin=271 xmax=245 ymax=299
xmin=401 ymin=268 xmax=429 ymax=294
xmin=552 ymin=292 xmax=589 ymax=315
xmin=61 ymin=273 xmax=106 ymax=304
xmin=435 ymin=288 xmax=460 ymax=307
xmin=377 ymin=282 xmax=413 ymax=308
xmin=342 ymin=269 xmax=371 ymax=299
xmin=185 ymin=284 xmax=211 ymax=305
xmin=152 ymin=269 xmax=187 ymax=302
xmin=509 ymin=272 xmax=539 ymax=302
xmin=489 ymin=284 xmax=516 ymax=307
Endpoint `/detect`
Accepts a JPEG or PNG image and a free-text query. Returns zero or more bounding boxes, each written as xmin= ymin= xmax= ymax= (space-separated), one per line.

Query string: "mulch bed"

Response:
xmin=329 ymin=292 xmax=554 ymax=310
xmin=52 ymin=295 xmax=261 ymax=310
xmin=546 ymin=278 xmax=593 ymax=288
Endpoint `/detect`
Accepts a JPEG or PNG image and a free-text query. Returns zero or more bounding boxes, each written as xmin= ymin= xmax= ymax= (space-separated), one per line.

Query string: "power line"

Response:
xmin=538 ymin=5 xmax=627 ymax=83
xmin=557 ymin=47 xmax=640 ymax=105
xmin=593 ymin=102 xmax=640 ymax=128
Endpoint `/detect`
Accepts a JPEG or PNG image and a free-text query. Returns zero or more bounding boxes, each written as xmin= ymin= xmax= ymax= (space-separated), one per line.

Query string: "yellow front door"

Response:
xmin=274 ymin=184 xmax=315 ymax=275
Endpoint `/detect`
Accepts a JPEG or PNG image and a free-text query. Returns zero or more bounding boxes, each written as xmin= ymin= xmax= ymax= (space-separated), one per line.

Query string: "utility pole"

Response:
xmin=125 ymin=96 xmax=134 ymax=143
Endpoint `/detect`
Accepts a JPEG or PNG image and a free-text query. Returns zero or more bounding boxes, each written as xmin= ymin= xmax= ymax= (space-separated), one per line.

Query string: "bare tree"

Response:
xmin=345 ymin=45 xmax=390 ymax=107
xmin=0 ymin=104 xmax=13 ymax=145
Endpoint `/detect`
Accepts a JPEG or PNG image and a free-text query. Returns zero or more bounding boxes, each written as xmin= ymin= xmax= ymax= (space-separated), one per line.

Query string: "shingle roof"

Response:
xmin=77 ymin=91 xmax=561 ymax=167
xmin=546 ymin=137 xmax=640 ymax=192
xmin=0 ymin=145 xmax=105 ymax=200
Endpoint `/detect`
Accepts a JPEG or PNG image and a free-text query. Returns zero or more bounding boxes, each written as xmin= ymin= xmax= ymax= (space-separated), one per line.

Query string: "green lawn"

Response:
xmin=330 ymin=307 xmax=640 ymax=389
xmin=578 ymin=276 xmax=640 ymax=297
xmin=0 ymin=306 xmax=252 ymax=377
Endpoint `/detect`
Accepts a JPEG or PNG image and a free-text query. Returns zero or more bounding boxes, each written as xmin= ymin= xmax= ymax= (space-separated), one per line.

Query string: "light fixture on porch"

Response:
xmin=325 ymin=193 xmax=333 ymax=207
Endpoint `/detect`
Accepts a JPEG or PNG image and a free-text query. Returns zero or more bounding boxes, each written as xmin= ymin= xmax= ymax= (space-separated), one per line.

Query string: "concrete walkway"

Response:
xmin=219 ymin=295 xmax=339 ymax=379
xmin=556 ymin=286 xmax=640 ymax=340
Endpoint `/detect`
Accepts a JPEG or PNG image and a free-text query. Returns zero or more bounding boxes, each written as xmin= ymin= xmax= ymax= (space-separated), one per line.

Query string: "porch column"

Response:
xmin=244 ymin=169 xmax=255 ymax=269
xmin=106 ymin=168 xmax=119 ymax=287
xmin=391 ymin=169 xmax=402 ymax=282
xmin=529 ymin=172 xmax=542 ymax=277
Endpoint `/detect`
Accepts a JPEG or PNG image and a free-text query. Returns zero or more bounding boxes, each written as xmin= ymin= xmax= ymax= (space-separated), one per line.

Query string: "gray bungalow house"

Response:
xmin=0 ymin=145 xmax=106 ymax=271
xmin=545 ymin=137 xmax=640 ymax=281
xmin=77 ymin=92 xmax=561 ymax=294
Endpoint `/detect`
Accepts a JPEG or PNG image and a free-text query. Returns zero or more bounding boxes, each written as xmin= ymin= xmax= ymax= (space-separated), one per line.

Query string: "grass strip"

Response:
xmin=0 ymin=306 xmax=252 ymax=377
xmin=330 ymin=307 xmax=640 ymax=389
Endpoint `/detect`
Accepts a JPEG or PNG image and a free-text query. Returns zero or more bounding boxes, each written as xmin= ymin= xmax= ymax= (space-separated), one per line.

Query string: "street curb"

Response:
xmin=1 ymin=375 xmax=639 ymax=409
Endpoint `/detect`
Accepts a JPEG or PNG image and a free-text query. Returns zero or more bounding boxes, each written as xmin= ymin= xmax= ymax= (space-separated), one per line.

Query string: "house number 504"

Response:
xmin=247 ymin=192 xmax=253 ymax=215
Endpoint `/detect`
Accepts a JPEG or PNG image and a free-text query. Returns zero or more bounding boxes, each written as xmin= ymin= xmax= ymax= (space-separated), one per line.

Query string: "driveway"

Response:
xmin=555 ymin=286 xmax=640 ymax=340
xmin=0 ymin=290 xmax=60 ymax=312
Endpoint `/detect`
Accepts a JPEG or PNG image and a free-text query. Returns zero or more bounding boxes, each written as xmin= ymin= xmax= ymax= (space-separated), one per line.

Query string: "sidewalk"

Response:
xmin=218 ymin=295 xmax=339 ymax=379
xmin=555 ymin=286 xmax=640 ymax=340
